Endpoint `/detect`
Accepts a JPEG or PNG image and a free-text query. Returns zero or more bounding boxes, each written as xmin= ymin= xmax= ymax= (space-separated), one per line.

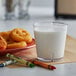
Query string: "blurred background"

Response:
xmin=29 ymin=0 xmax=54 ymax=18
xmin=0 ymin=0 xmax=76 ymax=20
xmin=0 ymin=0 xmax=54 ymax=20
xmin=30 ymin=0 xmax=54 ymax=7
xmin=0 ymin=0 xmax=76 ymax=38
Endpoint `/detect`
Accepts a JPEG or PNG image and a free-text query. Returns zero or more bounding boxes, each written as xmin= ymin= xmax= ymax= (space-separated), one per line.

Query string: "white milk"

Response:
xmin=34 ymin=28 xmax=67 ymax=60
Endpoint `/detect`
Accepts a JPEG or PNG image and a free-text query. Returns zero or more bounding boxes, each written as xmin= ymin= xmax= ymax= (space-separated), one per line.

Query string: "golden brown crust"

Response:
xmin=0 ymin=31 xmax=15 ymax=44
xmin=7 ymin=41 xmax=27 ymax=49
xmin=0 ymin=31 xmax=10 ymax=41
xmin=0 ymin=28 xmax=32 ymax=50
xmin=0 ymin=35 xmax=7 ymax=50
xmin=10 ymin=28 xmax=32 ymax=43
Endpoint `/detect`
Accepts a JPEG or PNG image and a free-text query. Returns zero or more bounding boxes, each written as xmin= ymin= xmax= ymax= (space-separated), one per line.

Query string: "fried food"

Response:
xmin=10 ymin=28 xmax=32 ymax=43
xmin=0 ymin=31 xmax=15 ymax=44
xmin=7 ymin=41 xmax=27 ymax=49
xmin=0 ymin=35 xmax=7 ymax=50
xmin=0 ymin=28 xmax=32 ymax=50
xmin=7 ymin=38 xmax=15 ymax=44
xmin=0 ymin=31 xmax=10 ymax=41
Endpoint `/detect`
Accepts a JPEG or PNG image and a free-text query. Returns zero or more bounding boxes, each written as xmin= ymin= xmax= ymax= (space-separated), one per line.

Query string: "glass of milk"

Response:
xmin=33 ymin=21 xmax=67 ymax=62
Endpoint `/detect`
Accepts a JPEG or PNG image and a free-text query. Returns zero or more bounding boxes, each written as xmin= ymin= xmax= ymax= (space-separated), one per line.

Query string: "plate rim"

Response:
xmin=0 ymin=39 xmax=36 ymax=54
